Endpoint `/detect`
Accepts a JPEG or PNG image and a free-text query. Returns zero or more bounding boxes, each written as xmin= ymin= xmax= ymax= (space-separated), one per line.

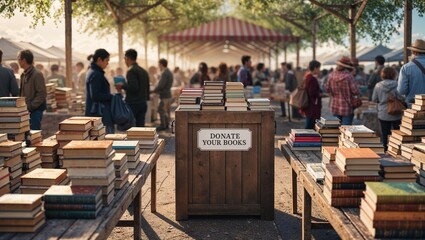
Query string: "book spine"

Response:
xmin=45 ymin=210 xmax=97 ymax=219
xmin=374 ymin=229 xmax=425 ymax=238
xmin=330 ymin=189 xmax=364 ymax=198
xmin=332 ymin=183 xmax=365 ymax=189
xmin=44 ymin=203 xmax=98 ymax=211
xmin=377 ymin=195 xmax=425 ymax=204
xmin=0 ymin=100 xmax=17 ymax=107
xmin=374 ymin=220 xmax=425 ymax=230
xmin=330 ymin=197 xmax=361 ymax=207
xmin=331 ymin=176 xmax=380 ymax=183
xmin=292 ymin=142 xmax=322 ymax=147
xmin=43 ymin=195 xmax=97 ymax=204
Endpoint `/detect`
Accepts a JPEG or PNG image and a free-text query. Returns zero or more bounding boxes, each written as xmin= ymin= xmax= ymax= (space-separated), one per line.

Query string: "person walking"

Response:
xmin=85 ymin=49 xmax=114 ymax=134
xmin=285 ymin=63 xmax=302 ymax=119
xmin=367 ymin=55 xmax=385 ymax=101
xmin=0 ymin=49 xmax=19 ymax=97
xmin=75 ymin=62 xmax=86 ymax=93
xmin=46 ymin=64 xmax=66 ymax=87
xmin=372 ymin=67 xmax=402 ymax=152
xmin=153 ymin=58 xmax=173 ymax=131
xmin=214 ymin=63 xmax=231 ymax=82
xmin=18 ymin=49 xmax=47 ymax=130
xmin=398 ymin=39 xmax=425 ymax=106
xmin=116 ymin=49 xmax=150 ymax=127
xmin=302 ymin=60 xmax=322 ymax=129
xmin=326 ymin=56 xmax=360 ymax=125
xmin=190 ymin=62 xmax=210 ymax=87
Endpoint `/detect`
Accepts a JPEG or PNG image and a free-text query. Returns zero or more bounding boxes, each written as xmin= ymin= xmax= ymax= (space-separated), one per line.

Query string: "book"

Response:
xmin=21 ymin=168 xmax=67 ymax=186
xmin=46 ymin=208 xmax=101 ymax=219
xmin=306 ymin=163 xmax=325 ymax=182
xmin=379 ymin=157 xmax=415 ymax=172
xmin=319 ymin=116 xmax=341 ymax=125
xmin=0 ymin=218 xmax=45 ymax=232
xmin=290 ymin=129 xmax=321 ymax=137
xmin=67 ymin=162 xmax=114 ymax=177
xmin=0 ymin=194 xmax=42 ymax=211
xmin=343 ymin=125 xmax=376 ymax=137
xmin=325 ymin=164 xmax=381 ymax=183
xmin=62 ymin=140 xmax=113 ymax=158
xmin=0 ymin=141 xmax=22 ymax=152
xmin=0 ymin=105 xmax=27 ymax=113
xmin=56 ymin=130 xmax=90 ymax=141
xmin=0 ymin=210 xmax=44 ymax=226
xmin=335 ymin=148 xmax=380 ymax=164
xmin=365 ymin=182 xmax=425 ymax=204
xmin=113 ymin=76 xmax=126 ymax=85
xmin=59 ymin=119 xmax=92 ymax=131
xmin=322 ymin=147 xmax=337 ymax=160
xmin=0 ymin=97 xmax=26 ymax=107
xmin=43 ymin=185 xmax=102 ymax=204
xmin=70 ymin=173 xmax=115 ymax=186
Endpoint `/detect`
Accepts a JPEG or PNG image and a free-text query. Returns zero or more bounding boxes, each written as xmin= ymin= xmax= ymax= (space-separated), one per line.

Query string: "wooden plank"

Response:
xmin=175 ymin=111 xmax=189 ymax=220
xmin=188 ymin=120 xmax=193 ymax=204
xmin=188 ymin=204 xmax=261 ymax=215
xmin=225 ymin=123 xmax=242 ymax=204
xmin=191 ymin=123 xmax=210 ymax=204
xmin=260 ymin=111 xmax=275 ymax=220
xmin=242 ymin=124 xmax=258 ymax=204
xmin=342 ymin=208 xmax=373 ymax=239
xmin=209 ymin=123 xmax=226 ymax=204
xmin=291 ymin=168 xmax=298 ymax=214
xmin=302 ymin=187 xmax=312 ymax=240
xmin=31 ymin=219 xmax=75 ymax=240
xmin=151 ymin=164 xmax=157 ymax=213
xmin=187 ymin=111 xmax=263 ymax=124
xmin=133 ymin=191 xmax=141 ymax=240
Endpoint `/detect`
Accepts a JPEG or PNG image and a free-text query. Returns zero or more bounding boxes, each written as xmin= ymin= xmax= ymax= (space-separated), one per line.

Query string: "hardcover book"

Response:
xmin=0 ymin=194 xmax=42 ymax=211
xmin=365 ymin=182 xmax=425 ymax=204
xmin=21 ymin=168 xmax=67 ymax=186
xmin=43 ymin=185 xmax=102 ymax=204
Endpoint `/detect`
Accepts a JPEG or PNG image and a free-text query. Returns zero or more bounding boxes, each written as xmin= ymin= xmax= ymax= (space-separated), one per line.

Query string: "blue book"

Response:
xmin=113 ymin=76 xmax=126 ymax=85
xmin=291 ymin=142 xmax=322 ymax=147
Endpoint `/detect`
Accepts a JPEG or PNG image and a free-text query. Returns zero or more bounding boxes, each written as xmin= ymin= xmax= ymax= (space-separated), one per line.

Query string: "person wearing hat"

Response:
xmin=367 ymin=55 xmax=386 ymax=101
xmin=325 ymin=56 xmax=360 ymax=125
xmin=397 ymin=39 xmax=425 ymax=106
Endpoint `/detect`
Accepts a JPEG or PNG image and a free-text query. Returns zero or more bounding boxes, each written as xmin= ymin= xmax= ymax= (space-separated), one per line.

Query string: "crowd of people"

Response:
xmin=1 ymin=38 xmax=425 ymax=151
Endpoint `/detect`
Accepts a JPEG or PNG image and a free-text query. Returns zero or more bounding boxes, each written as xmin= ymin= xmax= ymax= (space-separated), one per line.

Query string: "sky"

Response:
xmin=0 ymin=7 xmax=424 ymax=67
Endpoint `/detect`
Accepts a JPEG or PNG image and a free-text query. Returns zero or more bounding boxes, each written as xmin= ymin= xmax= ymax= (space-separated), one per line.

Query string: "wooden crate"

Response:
xmin=175 ymin=110 xmax=275 ymax=220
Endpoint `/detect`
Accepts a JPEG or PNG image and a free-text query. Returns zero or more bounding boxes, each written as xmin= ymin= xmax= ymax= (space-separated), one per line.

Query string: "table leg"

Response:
xmin=302 ymin=187 xmax=312 ymax=240
xmin=151 ymin=164 xmax=157 ymax=213
xmin=133 ymin=191 xmax=142 ymax=240
xmin=291 ymin=169 xmax=297 ymax=214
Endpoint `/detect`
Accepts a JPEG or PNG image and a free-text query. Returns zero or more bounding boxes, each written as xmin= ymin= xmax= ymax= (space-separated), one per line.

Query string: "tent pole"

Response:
xmin=275 ymin=42 xmax=279 ymax=71
xmin=157 ymin=38 xmax=161 ymax=62
xmin=404 ymin=0 xmax=412 ymax=64
xmin=65 ymin=0 xmax=73 ymax=88
xmin=296 ymin=38 xmax=300 ymax=69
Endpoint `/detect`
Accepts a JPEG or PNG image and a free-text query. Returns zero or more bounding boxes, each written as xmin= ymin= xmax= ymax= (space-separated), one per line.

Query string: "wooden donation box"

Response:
xmin=175 ymin=110 xmax=275 ymax=220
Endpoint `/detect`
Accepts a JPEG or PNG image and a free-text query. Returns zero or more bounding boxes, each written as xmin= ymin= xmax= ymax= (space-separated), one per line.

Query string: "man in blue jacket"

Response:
xmin=0 ymin=49 xmax=19 ymax=97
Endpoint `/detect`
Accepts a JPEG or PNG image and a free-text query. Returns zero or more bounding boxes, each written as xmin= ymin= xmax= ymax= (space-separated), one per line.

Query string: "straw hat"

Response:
xmin=336 ymin=56 xmax=354 ymax=69
xmin=407 ymin=39 xmax=425 ymax=53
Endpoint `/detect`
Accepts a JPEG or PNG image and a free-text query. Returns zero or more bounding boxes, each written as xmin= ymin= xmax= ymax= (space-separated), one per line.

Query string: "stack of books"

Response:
xmin=400 ymin=95 xmax=425 ymax=136
xmin=46 ymin=83 xmax=57 ymax=112
xmin=247 ymin=98 xmax=271 ymax=111
xmin=70 ymin=116 xmax=105 ymax=140
xmin=62 ymin=140 xmax=115 ymax=206
xmin=0 ymin=140 xmax=23 ymax=192
xmin=0 ymin=97 xmax=30 ymax=137
xmin=43 ymin=185 xmax=102 ymax=219
xmin=112 ymin=141 xmax=140 ymax=169
xmin=25 ymin=130 xmax=42 ymax=146
xmin=306 ymin=163 xmax=325 ymax=182
xmin=360 ymin=182 xmax=425 ymax=238
xmin=260 ymin=87 xmax=270 ymax=98
xmin=32 ymin=140 xmax=59 ymax=168
xmin=323 ymin=163 xmax=380 ymax=207
xmin=387 ymin=130 xmax=421 ymax=157
xmin=411 ymin=143 xmax=425 ymax=185
xmin=0 ymin=164 xmax=10 ymax=196
xmin=321 ymin=146 xmax=337 ymax=168
xmin=177 ymin=88 xmax=203 ymax=111
xmin=56 ymin=118 xmax=92 ymax=167
xmin=22 ymin=147 xmax=42 ymax=174
xmin=55 ymin=87 xmax=72 ymax=112
xmin=225 ymin=82 xmax=247 ymax=111
xmin=202 ymin=81 xmax=225 ymax=111
xmin=287 ymin=129 xmax=321 ymax=151
xmin=339 ymin=125 xmax=384 ymax=154
xmin=127 ymin=127 xmax=158 ymax=149
xmin=20 ymin=168 xmax=68 ymax=194
xmin=315 ymin=117 xmax=340 ymax=146
xmin=112 ymin=153 xmax=129 ymax=190
xmin=0 ymin=194 xmax=45 ymax=232
xmin=335 ymin=148 xmax=381 ymax=177
xmin=401 ymin=143 xmax=416 ymax=160
xmin=105 ymin=134 xmax=127 ymax=141
xmin=379 ymin=155 xmax=416 ymax=182
xmin=69 ymin=93 xmax=85 ymax=115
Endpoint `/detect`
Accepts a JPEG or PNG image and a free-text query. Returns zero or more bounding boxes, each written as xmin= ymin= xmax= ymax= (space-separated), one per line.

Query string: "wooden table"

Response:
xmin=279 ymin=141 xmax=373 ymax=240
xmin=0 ymin=139 xmax=165 ymax=240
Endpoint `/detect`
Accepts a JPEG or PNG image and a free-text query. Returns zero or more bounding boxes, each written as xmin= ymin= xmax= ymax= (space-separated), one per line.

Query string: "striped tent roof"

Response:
xmin=159 ymin=16 xmax=297 ymax=42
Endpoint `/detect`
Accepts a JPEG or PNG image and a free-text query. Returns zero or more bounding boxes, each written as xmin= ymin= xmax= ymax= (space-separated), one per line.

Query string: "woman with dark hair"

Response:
xmin=253 ymin=63 xmax=268 ymax=86
xmin=302 ymin=60 xmax=322 ymax=129
xmin=372 ymin=67 xmax=403 ymax=152
xmin=190 ymin=62 xmax=210 ymax=86
xmin=214 ymin=62 xmax=230 ymax=82
xmin=85 ymin=49 xmax=115 ymax=134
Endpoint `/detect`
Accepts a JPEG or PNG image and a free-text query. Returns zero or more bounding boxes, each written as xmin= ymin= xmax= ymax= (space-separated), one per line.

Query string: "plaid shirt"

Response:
xmin=325 ymin=70 xmax=360 ymax=116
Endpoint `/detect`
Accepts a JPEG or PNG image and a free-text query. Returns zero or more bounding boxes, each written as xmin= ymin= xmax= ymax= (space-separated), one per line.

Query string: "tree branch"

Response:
xmin=309 ymin=0 xmax=350 ymax=23
xmin=122 ymin=0 xmax=166 ymax=24
xmin=104 ymin=0 xmax=119 ymax=21
xmin=353 ymin=0 xmax=368 ymax=25
xmin=277 ymin=14 xmax=312 ymax=34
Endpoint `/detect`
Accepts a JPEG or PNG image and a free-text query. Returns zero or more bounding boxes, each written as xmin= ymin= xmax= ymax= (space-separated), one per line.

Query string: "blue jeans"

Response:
xmin=106 ymin=125 xmax=115 ymax=134
xmin=128 ymin=102 xmax=147 ymax=127
xmin=335 ymin=114 xmax=354 ymax=125
xmin=30 ymin=110 xmax=43 ymax=130
xmin=305 ymin=117 xmax=317 ymax=129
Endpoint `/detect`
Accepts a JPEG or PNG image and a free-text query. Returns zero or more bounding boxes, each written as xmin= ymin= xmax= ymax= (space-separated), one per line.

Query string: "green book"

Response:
xmin=365 ymin=182 xmax=425 ymax=204
xmin=46 ymin=208 xmax=101 ymax=219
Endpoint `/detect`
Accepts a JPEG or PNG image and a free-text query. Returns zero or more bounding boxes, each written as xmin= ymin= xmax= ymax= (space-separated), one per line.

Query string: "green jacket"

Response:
xmin=20 ymin=65 xmax=47 ymax=111
xmin=123 ymin=63 xmax=150 ymax=104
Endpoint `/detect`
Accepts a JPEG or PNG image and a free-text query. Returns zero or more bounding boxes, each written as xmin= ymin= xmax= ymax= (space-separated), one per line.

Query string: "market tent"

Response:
xmin=46 ymin=46 xmax=87 ymax=63
xmin=356 ymin=44 xmax=392 ymax=62
xmin=158 ymin=16 xmax=300 ymax=68
xmin=383 ymin=48 xmax=403 ymax=62
xmin=17 ymin=41 xmax=60 ymax=62
xmin=0 ymin=38 xmax=59 ymax=62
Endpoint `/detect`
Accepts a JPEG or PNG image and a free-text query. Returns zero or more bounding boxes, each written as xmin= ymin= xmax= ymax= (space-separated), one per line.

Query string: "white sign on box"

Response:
xmin=197 ymin=128 xmax=252 ymax=151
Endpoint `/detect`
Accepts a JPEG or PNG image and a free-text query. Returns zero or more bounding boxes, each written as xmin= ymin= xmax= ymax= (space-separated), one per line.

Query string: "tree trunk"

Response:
xmin=404 ymin=0 xmax=412 ymax=63
xmin=312 ymin=21 xmax=317 ymax=60
xmin=349 ymin=5 xmax=356 ymax=58
xmin=118 ymin=21 xmax=124 ymax=69
xmin=65 ymin=0 xmax=73 ymax=88
xmin=296 ymin=40 xmax=300 ymax=68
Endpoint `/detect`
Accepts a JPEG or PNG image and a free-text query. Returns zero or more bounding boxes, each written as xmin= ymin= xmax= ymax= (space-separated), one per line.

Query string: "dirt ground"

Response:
xmin=109 ymin=98 xmax=345 ymax=240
